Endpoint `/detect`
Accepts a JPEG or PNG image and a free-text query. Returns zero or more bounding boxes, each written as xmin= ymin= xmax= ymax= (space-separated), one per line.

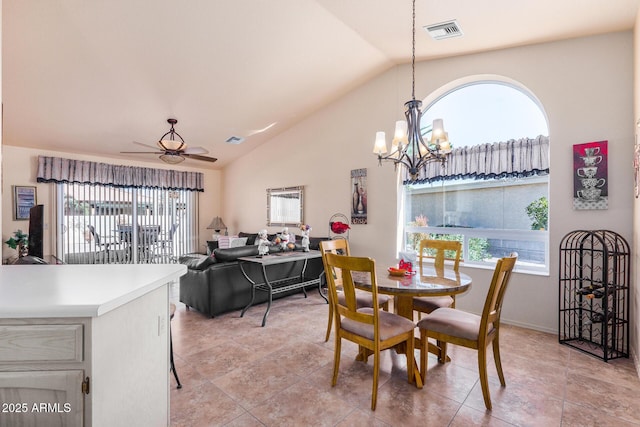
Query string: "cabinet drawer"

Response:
xmin=0 ymin=325 xmax=83 ymax=363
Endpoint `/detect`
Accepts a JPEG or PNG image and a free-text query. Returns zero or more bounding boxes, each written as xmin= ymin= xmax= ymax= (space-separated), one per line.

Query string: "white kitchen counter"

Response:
xmin=0 ymin=263 xmax=187 ymax=318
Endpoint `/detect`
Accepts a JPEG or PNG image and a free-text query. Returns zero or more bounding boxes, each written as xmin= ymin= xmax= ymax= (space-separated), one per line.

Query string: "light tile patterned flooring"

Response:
xmin=169 ymin=285 xmax=640 ymax=426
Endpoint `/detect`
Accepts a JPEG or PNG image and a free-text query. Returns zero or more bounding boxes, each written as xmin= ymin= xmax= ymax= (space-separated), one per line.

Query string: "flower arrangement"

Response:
xmin=414 ymin=214 xmax=428 ymax=227
xmin=330 ymin=221 xmax=350 ymax=234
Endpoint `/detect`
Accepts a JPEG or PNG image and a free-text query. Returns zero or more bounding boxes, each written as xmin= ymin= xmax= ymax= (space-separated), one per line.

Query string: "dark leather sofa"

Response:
xmin=179 ymin=233 xmax=327 ymax=318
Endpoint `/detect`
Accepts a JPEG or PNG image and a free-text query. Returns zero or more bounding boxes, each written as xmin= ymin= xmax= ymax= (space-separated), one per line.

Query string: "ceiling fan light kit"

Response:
xmin=159 ymin=153 xmax=186 ymax=164
xmin=157 ymin=118 xmax=186 ymax=152
xmin=121 ymin=118 xmax=218 ymax=164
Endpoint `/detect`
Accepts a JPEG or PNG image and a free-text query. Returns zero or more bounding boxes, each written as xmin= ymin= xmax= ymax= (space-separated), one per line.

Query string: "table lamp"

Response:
xmin=207 ymin=216 xmax=227 ymax=240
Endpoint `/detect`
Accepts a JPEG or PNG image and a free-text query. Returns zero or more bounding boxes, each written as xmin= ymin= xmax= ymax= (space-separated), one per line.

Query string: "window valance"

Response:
xmin=37 ymin=156 xmax=204 ymax=191
xmin=406 ymin=135 xmax=549 ymax=184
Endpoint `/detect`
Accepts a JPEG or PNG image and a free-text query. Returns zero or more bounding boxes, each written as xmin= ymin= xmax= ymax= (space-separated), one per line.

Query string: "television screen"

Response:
xmin=28 ymin=204 xmax=44 ymax=259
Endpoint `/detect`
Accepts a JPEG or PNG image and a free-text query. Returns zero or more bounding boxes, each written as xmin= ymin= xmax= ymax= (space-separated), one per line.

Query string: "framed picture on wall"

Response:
xmin=350 ymin=168 xmax=367 ymax=224
xmin=572 ymin=141 xmax=608 ymax=210
xmin=13 ymin=186 xmax=37 ymax=220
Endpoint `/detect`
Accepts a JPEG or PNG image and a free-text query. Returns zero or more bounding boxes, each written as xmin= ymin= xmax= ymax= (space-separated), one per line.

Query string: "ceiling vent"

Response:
xmin=225 ymin=136 xmax=245 ymax=145
xmin=424 ymin=20 xmax=463 ymax=40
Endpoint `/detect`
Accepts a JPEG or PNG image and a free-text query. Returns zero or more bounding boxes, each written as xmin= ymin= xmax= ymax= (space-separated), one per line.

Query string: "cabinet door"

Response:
xmin=0 ymin=370 xmax=83 ymax=427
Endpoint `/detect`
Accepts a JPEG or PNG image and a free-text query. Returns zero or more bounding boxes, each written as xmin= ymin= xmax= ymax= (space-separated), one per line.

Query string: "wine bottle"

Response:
xmin=588 ymin=311 xmax=614 ymax=324
xmin=586 ymin=287 xmax=613 ymax=299
xmin=575 ymin=284 xmax=603 ymax=295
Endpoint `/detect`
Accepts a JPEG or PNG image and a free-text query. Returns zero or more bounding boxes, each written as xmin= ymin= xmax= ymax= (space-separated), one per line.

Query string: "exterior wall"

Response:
xmin=224 ymin=32 xmax=634 ymax=334
xmin=407 ymin=181 xmax=547 ymax=230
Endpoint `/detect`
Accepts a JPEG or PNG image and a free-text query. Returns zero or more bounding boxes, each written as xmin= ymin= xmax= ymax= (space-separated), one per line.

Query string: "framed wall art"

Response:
xmin=13 ymin=185 xmax=37 ymax=220
xmin=350 ymin=168 xmax=367 ymax=224
xmin=573 ymin=141 xmax=608 ymax=210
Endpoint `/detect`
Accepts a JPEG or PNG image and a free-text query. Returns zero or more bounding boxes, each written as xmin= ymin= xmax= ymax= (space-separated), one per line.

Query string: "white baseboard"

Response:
xmin=501 ymin=318 xmax=557 ymax=335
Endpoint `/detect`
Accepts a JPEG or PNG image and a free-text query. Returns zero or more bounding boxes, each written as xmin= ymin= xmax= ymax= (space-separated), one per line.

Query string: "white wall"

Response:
xmin=632 ymin=10 xmax=640 ymax=374
xmin=224 ymin=32 xmax=635 ymax=334
xmin=1 ymin=146 xmax=223 ymax=262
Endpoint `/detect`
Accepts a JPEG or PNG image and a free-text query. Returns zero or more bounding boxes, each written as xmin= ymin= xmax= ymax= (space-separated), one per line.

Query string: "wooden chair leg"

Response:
xmin=419 ymin=329 xmax=428 ymax=384
xmin=478 ymin=346 xmax=492 ymax=410
xmin=438 ymin=341 xmax=448 ymax=364
xmin=382 ymin=300 xmax=389 ymax=312
xmin=332 ymin=337 xmax=341 ymax=386
xmin=324 ymin=302 xmax=333 ymax=342
xmin=406 ymin=333 xmax=414 ymax=386
xmin=372 ymin=350 xmax=380 ymax=410
xmin=493 ymin=334 xmax=506 ymax=386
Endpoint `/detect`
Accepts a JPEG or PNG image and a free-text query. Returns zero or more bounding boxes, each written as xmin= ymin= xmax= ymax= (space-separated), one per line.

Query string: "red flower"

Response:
xmin=331 ymin=221 xmax=350 ymax=234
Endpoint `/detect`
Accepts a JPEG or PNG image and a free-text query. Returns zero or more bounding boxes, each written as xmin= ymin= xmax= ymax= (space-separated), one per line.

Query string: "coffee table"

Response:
xmin=238 ymin=250 xmax=323 ymax=326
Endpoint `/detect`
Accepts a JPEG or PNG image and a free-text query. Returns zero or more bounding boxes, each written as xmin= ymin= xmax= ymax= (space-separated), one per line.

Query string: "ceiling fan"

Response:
xmin=121 ymin=118 xmax=218 ymax=165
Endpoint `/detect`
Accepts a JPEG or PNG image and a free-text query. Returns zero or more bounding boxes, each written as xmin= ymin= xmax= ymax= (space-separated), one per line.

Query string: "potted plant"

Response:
xmin=5 ymin=230 xmax=29 ymax=257
xmin=526 ymin=197 xmax=548 ymax=230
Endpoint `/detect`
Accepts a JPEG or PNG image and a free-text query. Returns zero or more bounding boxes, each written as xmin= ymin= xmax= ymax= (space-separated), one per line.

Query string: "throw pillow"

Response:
xmin=229 ymin=237 xmax=248 ymax=248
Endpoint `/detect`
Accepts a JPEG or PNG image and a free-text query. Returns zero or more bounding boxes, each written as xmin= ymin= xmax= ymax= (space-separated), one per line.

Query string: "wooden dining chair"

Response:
xmin=417 ymin=254 xmax=517 ymax=410
xmin=320 ymin=240 xmax=390 ymax=342
xmin=322 ymin=253 xmax=416 ymax=410
xmin=413 ymin=239 xmax=462 ymax=315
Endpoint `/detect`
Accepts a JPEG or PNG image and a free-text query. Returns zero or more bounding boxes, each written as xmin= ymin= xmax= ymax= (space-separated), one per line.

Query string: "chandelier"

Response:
xmin=373 ymin=0 xmax=451 ymax=180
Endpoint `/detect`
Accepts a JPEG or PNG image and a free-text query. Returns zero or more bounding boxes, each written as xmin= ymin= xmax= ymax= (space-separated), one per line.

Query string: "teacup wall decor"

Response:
xmin=573 ymin=140 xmax=608 ymax=210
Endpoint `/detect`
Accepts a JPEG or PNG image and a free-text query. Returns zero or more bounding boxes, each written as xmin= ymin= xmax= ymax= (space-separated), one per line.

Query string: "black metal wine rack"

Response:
xmin=559 ymin=230 xmax=630 ymax=361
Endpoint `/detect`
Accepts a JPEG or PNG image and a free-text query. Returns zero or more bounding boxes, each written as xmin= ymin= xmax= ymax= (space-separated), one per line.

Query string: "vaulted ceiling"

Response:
xmin=3 ymin=0 xmax=639 ymax=168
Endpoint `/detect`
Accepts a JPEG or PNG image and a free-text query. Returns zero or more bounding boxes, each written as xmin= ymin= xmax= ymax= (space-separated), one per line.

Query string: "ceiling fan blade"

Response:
xmin=120 ymin=151 xmax=164 ymax=154
xmin=133 ymin=141 xmax=162 ymax=150
xmin=183 ymin=146 xmax=208 ymax=155
xmin=183 ymin=153 xmax=218 ymax=163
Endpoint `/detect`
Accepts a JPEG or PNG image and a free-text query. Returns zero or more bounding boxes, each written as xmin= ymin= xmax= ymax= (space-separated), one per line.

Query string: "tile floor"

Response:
xmin=169 ymin=286 xmax=640 ymax=426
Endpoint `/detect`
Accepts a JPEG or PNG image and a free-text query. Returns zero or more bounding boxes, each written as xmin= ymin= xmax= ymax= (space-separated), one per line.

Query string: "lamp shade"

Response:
xmin=207 ymin=216 xmax=227 ymax=231
xmin=159 ymin=153 xmax=185 ymax=164
xmin=373 ymin=131 xmax=387 ymax=155
xmin=430 ymin=119 xmax=446 ymax=143
xmin=158 ymin=139 xmax=185 ymax=151
xmin=392 ymin=120 xmax=408 ymax=147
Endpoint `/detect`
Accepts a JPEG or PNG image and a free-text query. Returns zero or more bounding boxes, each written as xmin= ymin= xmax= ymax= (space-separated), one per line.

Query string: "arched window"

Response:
xmin=402 ymin=80 xmax=550 ymax=274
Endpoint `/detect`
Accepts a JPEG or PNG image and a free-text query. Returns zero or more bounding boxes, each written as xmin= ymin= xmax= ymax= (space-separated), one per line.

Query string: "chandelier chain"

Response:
xmin=411 ymin=0 xmax=416 ymax=101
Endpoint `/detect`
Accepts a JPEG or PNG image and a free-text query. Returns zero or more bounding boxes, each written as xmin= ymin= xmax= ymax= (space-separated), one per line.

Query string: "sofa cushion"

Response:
xmin=180 ymin=253 xmax=217 ymax=270
xmin=238 ymin=232 xmax=258 ymax=245
xmin=213 ymin=245 xmax=259 ymax=262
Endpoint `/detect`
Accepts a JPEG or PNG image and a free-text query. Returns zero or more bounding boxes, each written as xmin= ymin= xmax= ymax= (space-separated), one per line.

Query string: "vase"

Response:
xmin=353 ymin=183 xmax=360 ymax=214
xmin=18 ymin=242 xmax=28 ymax=258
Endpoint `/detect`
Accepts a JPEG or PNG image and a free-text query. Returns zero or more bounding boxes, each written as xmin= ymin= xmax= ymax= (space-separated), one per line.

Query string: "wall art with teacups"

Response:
xmin=573 ymin=140 xmax=608 ymax=210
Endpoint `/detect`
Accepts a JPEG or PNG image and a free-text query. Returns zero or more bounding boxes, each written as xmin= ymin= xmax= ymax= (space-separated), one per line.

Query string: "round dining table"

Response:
xmin=352 ymin=265 xmax=473 ymax=388
xmin=358 ymin=265 xmax=473 ymax=319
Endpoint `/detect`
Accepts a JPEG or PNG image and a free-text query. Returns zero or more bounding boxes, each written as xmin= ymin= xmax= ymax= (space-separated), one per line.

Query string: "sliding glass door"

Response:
xmin=56 ymin=183 xmax=198 ymax=264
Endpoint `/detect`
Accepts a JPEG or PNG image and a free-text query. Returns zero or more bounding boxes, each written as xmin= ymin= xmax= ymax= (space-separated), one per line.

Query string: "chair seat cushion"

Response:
xmin=412 ymin=296 xmax=454 ymax=313
xmin=417 ymin=308 xmax=493 ymax=341
xmin=338 ymin=290 xmax=390 ymax=309
xmin=341 ymin=308 xmax=415 ymax=341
